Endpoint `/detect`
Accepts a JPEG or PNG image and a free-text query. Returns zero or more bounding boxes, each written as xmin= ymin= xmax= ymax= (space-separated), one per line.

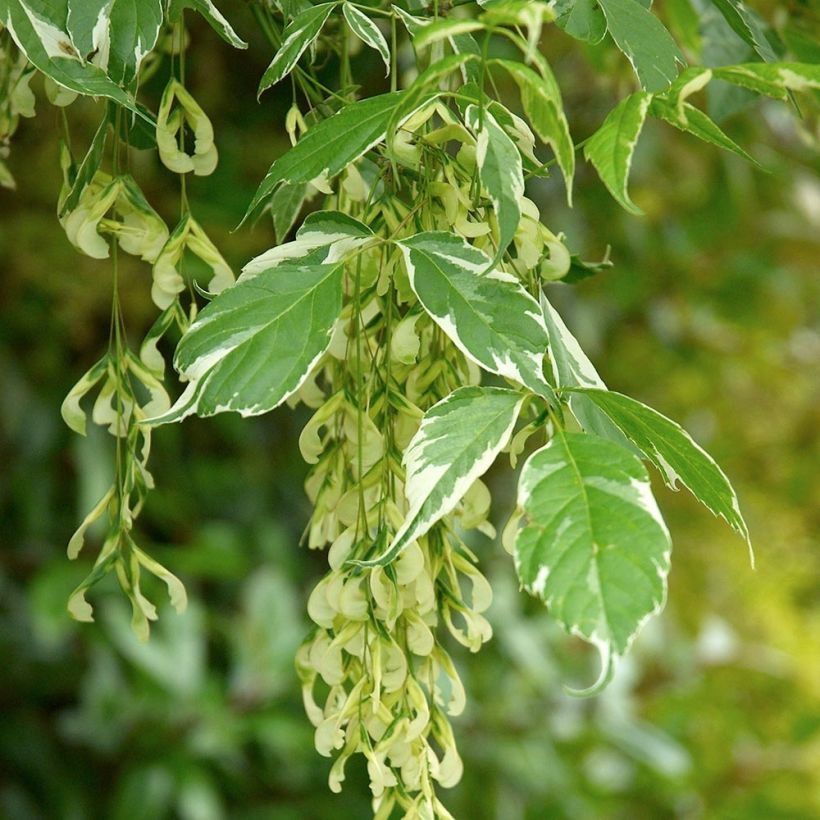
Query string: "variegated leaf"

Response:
xmin=399 ymin=232 xmax=556 ymax=404
xmin=584 ymin=92 xmax=651 ymax=215
xmin=66 ymin=0 xmax=163 ymax=87
xmin=554 ymin=0 xmax=607 ymax=44
xmin=514 ymin=431 xmax=671 ymax=694
xmin=492 ymin=58 xmax=575 ymax=204
xmin=343 ymin=3 xmax=390 ymax=74
xmin=565 ymin=388 xmax=752 ymax=555
xmin=148 ymin=263 xmax=344 ymax=424
xmin=243 ymin=91 xmax=406 ymax=222
xmin=361 ymin=386 xmax=525 ymax=565
xmin=597 ymin=0 xmax=685 ymax=92
xmin=2 ymin=0 xmax=144 ymax=114
xmin=540 ymin=292 xmax=636 ymax=452
xmin=464 ymin=104 xmax=524 ymax=263
xmin=713 ymin=62 xmax=820 ymax=101
xmin=242 ymin=210 xmax=373 ymax=279
xmin=258 ymin=2 xmax=335 ymax=96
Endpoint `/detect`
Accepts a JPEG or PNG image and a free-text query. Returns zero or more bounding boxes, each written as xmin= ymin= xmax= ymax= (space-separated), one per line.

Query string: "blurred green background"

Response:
xmin=1 ymin=7 xmax=819 ymax=819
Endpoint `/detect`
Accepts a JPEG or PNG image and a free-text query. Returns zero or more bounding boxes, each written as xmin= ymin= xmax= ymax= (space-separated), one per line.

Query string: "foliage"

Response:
xmin=0 ymin=0 xmax=818 ymax=817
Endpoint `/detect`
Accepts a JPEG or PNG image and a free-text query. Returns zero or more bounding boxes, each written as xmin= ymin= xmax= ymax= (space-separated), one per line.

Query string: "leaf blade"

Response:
xmin=464 ymin=105 xmax=524 ymax=264
xmin=584 ymin=91 xmax=651 ymax=215
xmin=148 ymin=263 xmax=344 ymax=423
xmin=362 ymin=386 xmax=525 ymax=565
xmin=597 ymin=0 xmax=685 ymax=92
xmin=399 ymin=232 xmax=556 ymax=404
xmin=243 ymin=91 xmax=405 ymax=223
xmin=342 ymin=3 xmax=390 ymax=74
xmin=258 ymin=2 xmax=335 ymax=96
xmin=566 ymin=388 xmax=751 ymax=550
xmin=514 ymin=430 xmax=671 ymax=694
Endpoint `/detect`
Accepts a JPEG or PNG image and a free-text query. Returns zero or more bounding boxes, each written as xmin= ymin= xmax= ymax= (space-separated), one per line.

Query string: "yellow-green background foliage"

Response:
xmin=1 ymin=6 xmax=818 ymax=818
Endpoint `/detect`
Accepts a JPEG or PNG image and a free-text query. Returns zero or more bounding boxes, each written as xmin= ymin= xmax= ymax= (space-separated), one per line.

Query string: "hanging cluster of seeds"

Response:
xmin=2 ymin=0 xmax=813 ymax=815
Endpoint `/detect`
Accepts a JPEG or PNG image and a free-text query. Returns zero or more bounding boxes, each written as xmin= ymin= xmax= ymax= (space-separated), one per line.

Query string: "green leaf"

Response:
xmin=650 ymin=97 xmax=759 ymax=165
xmin=343 ymin=3 xmax=389 ymax=74
xmin=243 ymin=90 xmax=405 ymax=223
xmin=597 ymin=0 xmax=685 ymax=92
xmin=270 ymin=181 xmax=307 ymax=244
xmin=565 ymin=388 xmax=752 ymax=553
xmin=449 ymin=32 xmax=483 ymax=86
xmin=185 ymin=0 xmax=247 ymax=48
xmin=710 ymin=0 xmax=777 ymax=64
xmin=66 ymin=0 xmax=163 ymax=87
xmin=713 ymin=62 xmax=820 ymax=101
xmin=412 ymin=17 xmax=485 ymax=51
xmin=584 ymin=91 xmax=651 ymax=215
xmin=258 ymin=2 xmax=335 ymax=96
xmin=398 ymin=232 xmax=556 ymax=404
xmin=464 ymin=105 xmax=524 ymax=264
xmin=540 ymin=292 xmax=636 ymax=452
xmin=148 ymin=263 xmax=344 ymax=424
xmin=563 ymin=251 xmax=613 ymax=285
xmin=359 ymin=386 xmax=525 ymax=566
xmin=392 ymin=4 xmax=426 ymax=38
xmin=242 ymin=210 xmax=374 ymax=277
xmin=3 ymin=0 xmax=144 ymax=115
xmin=554 ymin=0 xmax=607 ymax=44
xmin=59 ymin=111 xmax=109 ymax=217
xmin=491 ymin=58 xmax=575 ymax=204
xmin=514 ymin=430 xmax=671 ymax=694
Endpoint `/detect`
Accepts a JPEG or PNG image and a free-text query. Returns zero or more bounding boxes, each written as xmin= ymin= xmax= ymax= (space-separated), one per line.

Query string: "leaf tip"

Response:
xmin=563 ymin=640 xmax=615 ymax=698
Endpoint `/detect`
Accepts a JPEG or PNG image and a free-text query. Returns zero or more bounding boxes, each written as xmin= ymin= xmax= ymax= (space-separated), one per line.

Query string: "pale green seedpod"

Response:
xmin=394 ymin=541 xmax=424 ymax=586
xmin=458 ymin=478 xmax=493 ymax=534
xmin=310 ymin=632 xmax=346 ymax=686
xmin=156 ymin=79 xmax=219 ymax=176
xmin=431 ymin=648 xmax=466 ymax=716
xmin=43 ymin=75 xmax=78 ymax=107
xmin=133 ymin=544 xmax=188 ymax=615
xmin=66 ymin=487 xmax=114 ymax=559
xmin=442 ymin=601 xmax=492 ymax=652
xmin=366 ymin=749 xmax=398 ymax=798
xmin=151 ymin=215 xmax=234 ymax=308
xmin=339 ymin=576 xmax=370 ymax=620
xmin=405 ymin=609 xmax=435 ymax=656
xmin=453 ymin=212 xmax=490 ymax=238
xmin=139 ymin=303 xmax=184 ymax=375
xmin=127 ymin=352 xmax=171 ymax=419
xmin=0 ymin=159 xmax=15 ymax=190
xmin=64 ymin=178 xmax=123 ymax=259
xmin=284 ymin=102 xmax=305 ymax=145
xmin=67 ymin=531 xmax=120 ymax=622
xmin=308 ymin=574 xmax=339 ymax=628
xmin=90 ymin=366 xmax=133 ymax=436
xmin=341 ymin=163 xmax=368 ymax=201
xmin=186 ymin=220 xmax=234 ymax=293
xmin=61 ymin=353 xmax=109 ymax=435
xmin=114 ymin=177 xmax=169 ymax=263
xmin=9 ymin=64 xmax=37 ymax=118
xmin=540 ymin=237 xmax=572 ymax=281
xmin=300 ymin=391 xmax=345 ymax=463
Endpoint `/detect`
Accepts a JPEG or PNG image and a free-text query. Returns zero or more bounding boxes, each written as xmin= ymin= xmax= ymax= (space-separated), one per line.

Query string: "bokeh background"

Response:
xmin=1 ymin=5 xmax=819 ymax=818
